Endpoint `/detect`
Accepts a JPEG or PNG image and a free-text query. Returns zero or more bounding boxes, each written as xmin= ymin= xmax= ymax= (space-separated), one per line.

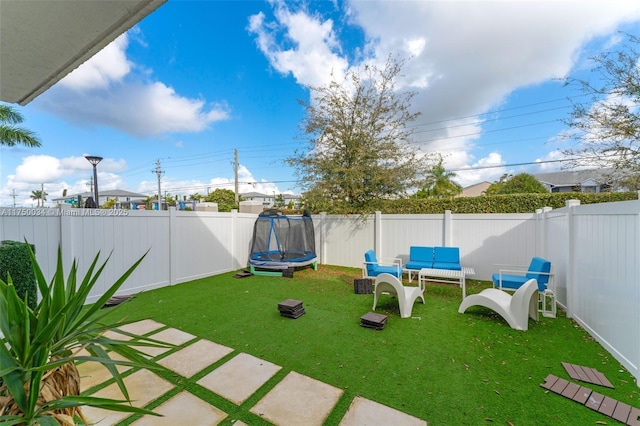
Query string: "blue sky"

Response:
xmin=2 ymin=0 xmax=640 ymax=207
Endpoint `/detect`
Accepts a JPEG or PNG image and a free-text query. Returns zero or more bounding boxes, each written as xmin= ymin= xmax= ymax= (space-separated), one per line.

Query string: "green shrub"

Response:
xmin=363 ymin=192 xmax=639 ymax=214
xmin=0 ymin=241 xmax=36 ymax=309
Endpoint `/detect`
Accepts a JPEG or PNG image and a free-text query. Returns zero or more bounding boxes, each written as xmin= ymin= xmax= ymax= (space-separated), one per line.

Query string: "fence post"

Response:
xmin=565 ymin=199 xmax=580 ymax=318
xmin=443 ymin=210 xmax=452 ymax=246
xmin=536 ymin=206 xmax=552 ymax=258
xmin=169 ymin=206 xmax=177 ymax=285
xmin=375 ymin=211 xmax=382 ymax=256
xmin=319 ymin=212 xmax=326 ymax=265
xmin=231 ymin=209 xmax=238 ymax=270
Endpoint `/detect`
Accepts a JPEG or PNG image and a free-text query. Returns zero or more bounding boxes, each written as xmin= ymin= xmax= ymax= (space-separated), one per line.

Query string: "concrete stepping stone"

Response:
xmin=157 ymin=339 xmax=233 ymax=378
xmin=130 ymin=390 xmax=228 ymax=425
xmin=250 ymin=371 xmax=343 ymax=426
xmin=339 ymin=395 xmax=427 ymax=426
xmin=82 ymin=368 xmax=173 ymax=425
xmin=134 ymin=327 xmax=196 ymax=358
xmin=118 ymin=319 xmax=166 ymax=336
xmin=197 ymin=352 xmax=281 ymax=404
xmin=78 ymin=351 xmax=132 ymax=393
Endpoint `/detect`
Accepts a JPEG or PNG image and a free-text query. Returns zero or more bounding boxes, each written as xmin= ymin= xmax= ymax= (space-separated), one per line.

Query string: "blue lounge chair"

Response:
xmin=492 ymin=257 xmax=551 ymax=292
xmin=362 ymin=250 xmax=402 ymax=279
xmin=492 ymin=257 xmax=555 ymax=318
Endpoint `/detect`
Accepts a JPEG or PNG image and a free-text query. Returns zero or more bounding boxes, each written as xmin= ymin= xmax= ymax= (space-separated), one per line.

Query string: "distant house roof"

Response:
xmin=241 ymin=191 xmax=270 ymax=199
xmin=458 ymin=181 xmax=491 ymax=197
xmin=534 ymin=170 xmax=608 ymax=186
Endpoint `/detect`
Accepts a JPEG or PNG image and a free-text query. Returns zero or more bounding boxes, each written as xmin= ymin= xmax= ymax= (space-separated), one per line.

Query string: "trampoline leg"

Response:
xmin=313 ymin=262 xmax=318 ymax=271
xmin=250 ymin=265 xmax=284 ymax=277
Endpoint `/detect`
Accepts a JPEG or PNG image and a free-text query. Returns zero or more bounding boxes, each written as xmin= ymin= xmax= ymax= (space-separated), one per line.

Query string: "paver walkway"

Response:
xmin=78 ymin=319 xmax=427 ymax=425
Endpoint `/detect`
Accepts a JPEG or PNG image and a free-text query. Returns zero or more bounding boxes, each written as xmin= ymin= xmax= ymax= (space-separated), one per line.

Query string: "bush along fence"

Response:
xmin=0 ymin=240 xmax=36 ymax=309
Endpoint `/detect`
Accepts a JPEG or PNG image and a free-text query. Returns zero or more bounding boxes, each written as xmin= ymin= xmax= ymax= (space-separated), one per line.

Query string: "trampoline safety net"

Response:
xmin=249 ymin=209 xmax=317 ymax=270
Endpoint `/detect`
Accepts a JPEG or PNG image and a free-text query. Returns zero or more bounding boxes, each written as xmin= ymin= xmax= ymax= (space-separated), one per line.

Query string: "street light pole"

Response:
xmin=85 ymin=155 xmax=103 ymax=208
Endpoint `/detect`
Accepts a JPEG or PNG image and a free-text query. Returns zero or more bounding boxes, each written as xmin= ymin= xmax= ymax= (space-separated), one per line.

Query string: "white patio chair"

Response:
xmin=372 ymin=273 xmax=425 ymax=318
xmin=458 ymin=278 xmax=539 ymax=331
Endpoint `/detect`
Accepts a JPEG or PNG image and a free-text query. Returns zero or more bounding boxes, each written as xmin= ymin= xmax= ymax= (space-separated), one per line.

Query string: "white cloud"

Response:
xmin=454 ymin=152 xmax=506 ymax=187
xmin=2 ymin=155 xmax=130 ymax=206
xmin=249 ymin=0 xmax=640 ymax=186
xmin=60 ymin=34 xmax=131 ymax=91
xmin=248 ymin=3 xmax=349 ymax=87
xmin=14 ymin=155 xmax=67 ymax=183
xmin=34 ymin=33 xmax=230 ymax=137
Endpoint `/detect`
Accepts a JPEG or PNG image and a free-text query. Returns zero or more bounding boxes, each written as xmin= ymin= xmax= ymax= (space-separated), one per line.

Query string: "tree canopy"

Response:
xmin=204 ymin=189 xmax=240 ymax=212
xmin=0 ymin=104 xmax=41 ymax=147
xmin=485 ymin=173 xmax=548 ymax=195
xmin=415 ymin=157 xmax=462 ymax=198
xmin=289 ymin=56 xmax=430 ymax=214
xmin=562 ymin=33 xmax=640 ymax=188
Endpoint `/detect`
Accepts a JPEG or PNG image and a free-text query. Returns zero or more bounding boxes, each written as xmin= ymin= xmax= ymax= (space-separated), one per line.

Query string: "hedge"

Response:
xmin=0 ymin=240 xmax=37 ymax=309
xmin=362 ymin=192 xmax=638 ymax=215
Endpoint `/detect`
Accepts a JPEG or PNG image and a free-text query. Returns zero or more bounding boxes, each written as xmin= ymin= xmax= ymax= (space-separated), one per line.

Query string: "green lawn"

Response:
xmin=102 ymin=265 xmax=640 ymax=425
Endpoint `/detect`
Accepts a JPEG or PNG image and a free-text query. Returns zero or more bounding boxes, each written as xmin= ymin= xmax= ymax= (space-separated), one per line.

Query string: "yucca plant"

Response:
xmin=0 ymin=245 xmax=166 ymax=425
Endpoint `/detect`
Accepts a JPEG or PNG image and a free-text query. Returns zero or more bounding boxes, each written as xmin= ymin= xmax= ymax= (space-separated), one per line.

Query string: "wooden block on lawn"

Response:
xmin=280 ymin=309 xmax=305 ymax=319
xmin=597 ymin=396 xmax=617 ymax=417
xmin=592 ymin=369 xmax=615 ymax=389
xmin=360 ymin=312 xmax=387 ymax=330
xmin=278 ymin=299 xmax=303 ymax=311
xmin=562 ymin=362 xmax=614 ymax=388
xmin=627 ymin=407 xmax=640 ymax=426
xmin=353 ymin=278 xmax=373 ymax=294
xmin=572 ymin=386 xmax=593 ymax=405
xmin=550 ymin=377 xmax=570 ymax=394
xmin=282 ymin=267 xmax=295 ymax=278
xmin=540 ymin=374 xmax=559 ymax=390
xmin=560 ymin=382 xmax=581 ymax=399
xmin=611 ymin=402 xmax=632 ymax=424
xmin=584 ymin=391 xmax=604 ymax=411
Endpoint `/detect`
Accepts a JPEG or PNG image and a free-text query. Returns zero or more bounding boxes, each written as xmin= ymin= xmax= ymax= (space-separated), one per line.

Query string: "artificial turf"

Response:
xmin=101 ymin=265 xmax=640 ymax=425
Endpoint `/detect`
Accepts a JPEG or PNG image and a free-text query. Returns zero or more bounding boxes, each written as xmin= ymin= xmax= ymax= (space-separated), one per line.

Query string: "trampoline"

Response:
xmin=248 ymin=209 xmax=317 ymax=276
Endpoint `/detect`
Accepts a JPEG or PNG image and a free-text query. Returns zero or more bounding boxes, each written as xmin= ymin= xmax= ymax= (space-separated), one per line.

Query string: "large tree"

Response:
xmin=415 ymin=157 xmax=462 ymax=198
xmin=0 ymin=104 xmax=41 ymax=147
xmin=562 ymin=34 xmax=640 ymax=188
xmin=289 ymin=56 xmax=429 ymax=214
xmin=205 ymin=188 xmax=240 ymax=212
xmin=485 ymin=173 xmax=548 ymax=195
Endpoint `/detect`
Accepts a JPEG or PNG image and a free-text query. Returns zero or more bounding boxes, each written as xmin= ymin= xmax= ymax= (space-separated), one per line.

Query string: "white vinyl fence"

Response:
xmin=0 ymin=200 xmax=638 ymax=386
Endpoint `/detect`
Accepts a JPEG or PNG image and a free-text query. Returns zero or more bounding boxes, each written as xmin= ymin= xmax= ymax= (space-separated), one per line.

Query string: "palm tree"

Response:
xmin=0 ymin=104 xmax=41 ymax=147
xmin=416 ymin=157 xmax=462 ymax=198
xmin=30 ymin=189 xmax=47 ymax=207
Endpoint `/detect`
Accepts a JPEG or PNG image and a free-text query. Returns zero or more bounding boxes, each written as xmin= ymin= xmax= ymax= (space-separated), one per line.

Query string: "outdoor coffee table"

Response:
xmin=418 ymin=267 xmax=475 ymax=300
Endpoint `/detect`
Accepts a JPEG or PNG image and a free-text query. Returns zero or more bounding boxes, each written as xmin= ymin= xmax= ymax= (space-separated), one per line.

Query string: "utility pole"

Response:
xmin=87 ymin=175 xmax=94 ymax=193
xmin=40 ymin=183 xmax=44 ymax=207
xmin=152 ymin=159 xmax=164 ymax=210
xmin=10 ymin=189 xmax=17 ymax=207
xmin=234 ymin=148 xmax=239 ymax=204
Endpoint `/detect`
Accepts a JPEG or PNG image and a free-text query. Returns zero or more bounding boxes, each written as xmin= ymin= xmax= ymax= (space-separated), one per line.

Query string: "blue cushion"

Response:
xmin=433 ymin=261 xmax=461 ymax=271
xmin=410 ymin=246 xmax=433 ymax=263
xmin=406 ymin=261 xmax=432 ymax=270
xmin=434 ymin=247 xmax=459 ymax=263
xmin=364 ymin=250 xmax=402 ymax=278
xmin=364 ymin=250 xmax=377 ymax=275
xmin=369 ymin=265 xmax=402 ymax=278
xmin=526 ymin=257 xmax=551 ymax=286
xmin=492 ymin=273 xmax=530 ymax=290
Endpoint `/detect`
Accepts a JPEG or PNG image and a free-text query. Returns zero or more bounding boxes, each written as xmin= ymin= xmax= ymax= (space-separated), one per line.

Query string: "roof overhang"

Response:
xmin=0 ymin=0 xmax=166 ymax=106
